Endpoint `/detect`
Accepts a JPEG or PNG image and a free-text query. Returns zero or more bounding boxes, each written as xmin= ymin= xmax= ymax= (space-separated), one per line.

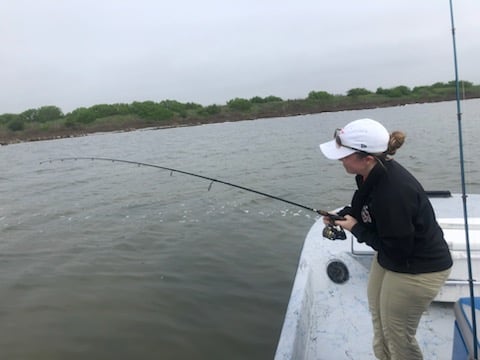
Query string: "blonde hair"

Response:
xmin=385 ymin=131 xmax=406 ymax=156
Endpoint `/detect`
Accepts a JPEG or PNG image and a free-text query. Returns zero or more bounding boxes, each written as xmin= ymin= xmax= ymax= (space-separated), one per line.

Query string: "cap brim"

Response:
xmin=319 ymin=140 xmax=356 ymax=160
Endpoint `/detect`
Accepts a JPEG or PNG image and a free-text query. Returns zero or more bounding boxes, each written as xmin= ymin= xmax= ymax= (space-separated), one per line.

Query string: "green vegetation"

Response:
xmin=1 ymin=80 xmax=479 ymax=144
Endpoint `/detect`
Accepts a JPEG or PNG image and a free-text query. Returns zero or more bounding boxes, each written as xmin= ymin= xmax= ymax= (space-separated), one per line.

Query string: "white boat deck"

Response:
xmin=275 ymin=193 xmax=480 ymax=360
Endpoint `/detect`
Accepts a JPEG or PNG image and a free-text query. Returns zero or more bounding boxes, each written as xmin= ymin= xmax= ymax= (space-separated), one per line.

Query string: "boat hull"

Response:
xmin=275 ymin=193 xmax=480 ymax=360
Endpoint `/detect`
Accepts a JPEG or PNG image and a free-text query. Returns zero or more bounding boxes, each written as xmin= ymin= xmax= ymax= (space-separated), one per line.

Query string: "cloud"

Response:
xmin=1 ymin=0 xmax=479 ymax=114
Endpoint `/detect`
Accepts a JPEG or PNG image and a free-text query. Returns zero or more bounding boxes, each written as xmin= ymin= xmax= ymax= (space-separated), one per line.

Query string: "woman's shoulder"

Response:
xmin=385 ymin=160 xmax=421 ymax=184
xmin=380 ymin=160 xmax=424 ymax=198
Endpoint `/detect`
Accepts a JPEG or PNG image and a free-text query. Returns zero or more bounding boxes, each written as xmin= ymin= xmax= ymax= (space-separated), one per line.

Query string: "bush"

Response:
xmin=8 ymin=119 xmax=25 ymax=131
xmin=205 ymin=104 xmax=220 ymax=115
xmin=36 ymin=106 xmax=63 ymax=122
xmin=347 ymin=88 xmax=372 ymax=97
xmin=250 ymin=96 xmax=265 ymax=104
xmin=376 ymin=86 xmax=411 ymax=97
xmin=227 ymin=98 xmax=252 ymax=111
xmin=250 ymin=95 xmax=283 ymax=103
xmin=264 ymin=95 xmax=283 ymax=102
xmin=67 ymin=107 xmax=96 ymax=124
xmin=307 ymin=91 xmax=333 ymax=101
xmin=129 ymin=101 xmax=174 ymax=121
xmin=89 ymin=104 xmax=126 ymax=118
xmin=20 ymin=109 xmax=38 ymax=122
xmin=64 ymin=118 xmax=78 ymax=128
xmin=0 ymin=113 xmax=20 ymax=125
xmin=160 ymin=100 xmax=187 ymax=113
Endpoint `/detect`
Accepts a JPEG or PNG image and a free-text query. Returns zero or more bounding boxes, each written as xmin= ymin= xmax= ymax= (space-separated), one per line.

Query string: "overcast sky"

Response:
xmin=1 ymin=0 xmax=479 ymax=115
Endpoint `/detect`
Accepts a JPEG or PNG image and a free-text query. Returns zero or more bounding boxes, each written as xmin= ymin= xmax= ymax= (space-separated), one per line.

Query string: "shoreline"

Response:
xmin=1 ymin=96 xmax=477 ymax=146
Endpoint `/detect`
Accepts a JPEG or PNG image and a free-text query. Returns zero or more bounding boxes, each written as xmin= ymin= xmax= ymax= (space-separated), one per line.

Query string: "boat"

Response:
xmin=275 ymin=192 xmax=480 ymax=360
xmin=275 ymin=1 xmax=480 ymax=358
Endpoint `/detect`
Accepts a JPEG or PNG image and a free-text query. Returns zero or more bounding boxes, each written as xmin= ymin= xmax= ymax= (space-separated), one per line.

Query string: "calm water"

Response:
xmin=1 ymin=100 xmax=479 ymax=359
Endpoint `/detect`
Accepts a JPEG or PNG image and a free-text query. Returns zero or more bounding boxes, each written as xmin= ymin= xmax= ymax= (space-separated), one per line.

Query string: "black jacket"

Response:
xmin=340 ymin=160 xmax=453 ymax=274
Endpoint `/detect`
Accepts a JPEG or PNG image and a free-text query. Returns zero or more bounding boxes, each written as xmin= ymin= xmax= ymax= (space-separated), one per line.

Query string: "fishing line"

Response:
xmin=40 ymin=157 xmax=343 ymax=220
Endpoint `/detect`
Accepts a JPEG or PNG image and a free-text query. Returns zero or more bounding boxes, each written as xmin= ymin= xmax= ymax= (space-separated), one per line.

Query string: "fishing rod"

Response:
xmin=40 ymin=157 xmax=344 ymax=223
xmin=449 ymin=1 xmax=477 ymax=358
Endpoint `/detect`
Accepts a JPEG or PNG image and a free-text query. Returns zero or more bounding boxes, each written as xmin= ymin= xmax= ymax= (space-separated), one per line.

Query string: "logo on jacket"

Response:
xmin=361 ymin=205 xmax=372 ymax=223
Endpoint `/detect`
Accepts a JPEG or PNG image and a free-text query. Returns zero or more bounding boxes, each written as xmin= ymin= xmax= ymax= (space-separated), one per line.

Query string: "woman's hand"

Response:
xmin=334 ymin=215 xmax=357 ymax=232
xmin=322 ymin=216 xmax=333 ymax=225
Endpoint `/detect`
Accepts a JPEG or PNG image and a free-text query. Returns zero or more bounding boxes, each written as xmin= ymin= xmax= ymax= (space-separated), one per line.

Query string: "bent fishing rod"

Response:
xmin=40 ymin=156 xmax=344 ymax=221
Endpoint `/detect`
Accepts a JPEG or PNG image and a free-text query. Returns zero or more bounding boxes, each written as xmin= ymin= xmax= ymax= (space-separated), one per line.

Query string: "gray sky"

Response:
xmin=1 ymin=0 xmax=479 ymax=115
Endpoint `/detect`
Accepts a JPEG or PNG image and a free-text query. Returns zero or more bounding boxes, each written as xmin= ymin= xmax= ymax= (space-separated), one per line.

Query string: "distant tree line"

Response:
xmin=1 ymin=80 xmax=478 ymax=142
xmin=346 ymin=80 xmax=474 ymax=98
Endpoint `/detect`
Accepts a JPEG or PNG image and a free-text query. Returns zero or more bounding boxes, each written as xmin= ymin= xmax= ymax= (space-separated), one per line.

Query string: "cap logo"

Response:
xmin=360 ymin=144 xmax=367 ymax=148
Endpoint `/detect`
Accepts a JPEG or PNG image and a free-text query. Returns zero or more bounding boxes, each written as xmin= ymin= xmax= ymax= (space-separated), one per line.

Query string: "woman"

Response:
xmin=319 ymin=118 xmax=453 ymax=360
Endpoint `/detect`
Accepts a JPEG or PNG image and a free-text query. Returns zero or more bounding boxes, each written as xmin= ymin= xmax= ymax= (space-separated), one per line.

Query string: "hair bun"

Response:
xmin=386 ymin=131 xmax=406 ymax=155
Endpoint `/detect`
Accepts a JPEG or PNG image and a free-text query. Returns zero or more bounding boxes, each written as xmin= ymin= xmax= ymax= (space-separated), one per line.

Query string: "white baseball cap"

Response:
xmin=319 ymin=118 xmax=390 ymax=160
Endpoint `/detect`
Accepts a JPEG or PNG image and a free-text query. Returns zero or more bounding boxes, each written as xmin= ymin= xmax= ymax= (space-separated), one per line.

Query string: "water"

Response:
xmin=1 ymin=100 xmax=479 ymax=359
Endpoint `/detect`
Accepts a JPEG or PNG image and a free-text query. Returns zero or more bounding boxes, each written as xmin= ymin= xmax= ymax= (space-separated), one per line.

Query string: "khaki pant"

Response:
xmin=367 ymin=253 xmax=451 ymax=360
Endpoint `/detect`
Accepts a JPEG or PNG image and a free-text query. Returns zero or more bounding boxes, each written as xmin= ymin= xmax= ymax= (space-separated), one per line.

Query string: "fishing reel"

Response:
xmin=322 ymin=224 xmax=347 ymax=241
xmin=318 ymin=211 xmax=347 ymax=241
